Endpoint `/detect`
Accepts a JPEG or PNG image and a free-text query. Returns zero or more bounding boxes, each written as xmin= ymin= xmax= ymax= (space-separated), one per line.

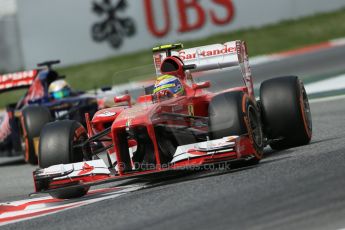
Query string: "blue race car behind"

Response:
xmin=0 ymin=60 xmax=99 ymax=164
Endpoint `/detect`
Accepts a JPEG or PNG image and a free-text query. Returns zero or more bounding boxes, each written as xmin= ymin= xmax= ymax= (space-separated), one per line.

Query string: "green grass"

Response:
xmin=2 ymin=8 xmax=345 ymax=108
xmin=59 ymin=8 xmax=345 ymax=90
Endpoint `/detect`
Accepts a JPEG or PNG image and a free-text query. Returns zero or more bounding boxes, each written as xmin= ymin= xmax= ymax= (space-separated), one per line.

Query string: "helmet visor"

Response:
xmin=50 ymin=88 xmax=70 ymax=99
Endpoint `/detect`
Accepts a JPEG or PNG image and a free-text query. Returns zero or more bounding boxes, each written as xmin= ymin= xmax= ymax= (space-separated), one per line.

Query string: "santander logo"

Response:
xmin=179 ymin=44 xmax=237 ymax=60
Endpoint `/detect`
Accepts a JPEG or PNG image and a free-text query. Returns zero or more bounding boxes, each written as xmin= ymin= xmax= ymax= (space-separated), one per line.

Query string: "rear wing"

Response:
xmin=0 ymin=70 xmax=38 ymax=93
xmin=153 ymin=40 xmax=254 ymax=96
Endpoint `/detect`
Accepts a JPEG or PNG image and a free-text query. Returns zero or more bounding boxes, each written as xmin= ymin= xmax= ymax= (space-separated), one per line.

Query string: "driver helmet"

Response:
xmin=153 ymin=75 xmax=185 ymax=98
xmin=48 ymin=79 xmax=72 ymax=99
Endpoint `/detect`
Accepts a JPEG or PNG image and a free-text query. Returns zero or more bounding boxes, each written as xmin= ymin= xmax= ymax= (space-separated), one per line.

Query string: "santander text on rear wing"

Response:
xmin=153 ymin=40 xmax=254 ymax=97
xmin=0 ymin=70 xmax=38 ymax=93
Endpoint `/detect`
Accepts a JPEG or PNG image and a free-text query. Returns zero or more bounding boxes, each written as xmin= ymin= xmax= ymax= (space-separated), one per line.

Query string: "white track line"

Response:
xmin=0 ymin=184 xmax=145 ymax=227
xmin=310 ymin=94 xmax=345 ymax=103
xmin=305 ymin=74 xmax=345 ymax=94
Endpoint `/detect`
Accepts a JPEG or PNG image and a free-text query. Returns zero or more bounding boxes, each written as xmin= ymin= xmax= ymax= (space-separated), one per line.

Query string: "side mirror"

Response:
xmin=114 ymin=94 xmax=131 ymax=107
xmin=192 ymin=81 xmax=210 ymax=90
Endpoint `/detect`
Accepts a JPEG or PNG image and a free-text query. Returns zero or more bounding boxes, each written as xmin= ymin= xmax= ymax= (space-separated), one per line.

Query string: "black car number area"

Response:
xmin=55 ymin=110 xmax=69 ymax=119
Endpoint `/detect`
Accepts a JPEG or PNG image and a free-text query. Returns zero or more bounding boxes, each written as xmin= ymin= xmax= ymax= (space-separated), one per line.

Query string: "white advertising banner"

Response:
xmin=16 ymin=0 xmax=345 ymax=69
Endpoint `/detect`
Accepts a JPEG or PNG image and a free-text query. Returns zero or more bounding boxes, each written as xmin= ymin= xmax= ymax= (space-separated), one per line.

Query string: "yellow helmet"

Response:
xmin=48 ymin=80 xmax=72 ymax=99
xmin=153 ymin=75 xmax=184 ymax=97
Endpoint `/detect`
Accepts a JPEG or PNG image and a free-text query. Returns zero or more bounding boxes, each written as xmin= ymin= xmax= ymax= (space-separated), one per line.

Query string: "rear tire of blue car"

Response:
xmin=260 ymin=76 xmax=312 ymax=150
xmin=209 ymin=91 xmax=264 ymax=165
xmin=21 ymin=106 xmax=52 ymax=165
xmin=39 ymin=120 xmax=90 ymax=199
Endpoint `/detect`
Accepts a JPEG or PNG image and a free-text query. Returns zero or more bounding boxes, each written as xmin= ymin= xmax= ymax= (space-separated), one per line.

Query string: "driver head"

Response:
xmin=153 ymin=75 xmax=185 ymax=100
xmin=48 ymin=79 xmax=72 ymax=100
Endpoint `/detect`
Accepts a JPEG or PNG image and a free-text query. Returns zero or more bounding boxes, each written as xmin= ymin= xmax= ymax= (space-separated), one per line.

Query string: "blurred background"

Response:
xmin=0 ymin=0 xmax=344 ymax=69
xmin=0 ymin=0 xmax=344 ymax=106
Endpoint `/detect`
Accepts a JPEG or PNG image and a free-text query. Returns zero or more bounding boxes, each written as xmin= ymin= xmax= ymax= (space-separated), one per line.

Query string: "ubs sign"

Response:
xmin=91 ymin=0 xmax=235 ymax=49
xmin=144 ymin=0 xmax=235 ymax=37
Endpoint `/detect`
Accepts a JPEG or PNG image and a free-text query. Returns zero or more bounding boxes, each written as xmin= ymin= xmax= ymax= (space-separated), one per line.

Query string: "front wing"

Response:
xmin=33 ymin=135 xmax=257 ymax=194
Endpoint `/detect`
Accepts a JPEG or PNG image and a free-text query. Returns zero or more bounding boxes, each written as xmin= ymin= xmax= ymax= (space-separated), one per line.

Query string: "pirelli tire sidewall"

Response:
xmin=244 ymin=97 xmax=264 ymax=161
xmin=260 ymin=76 xmax=312 ymax=150
xmin=38 ymin=120 xmax=86 ymax=168
xmin=21 ymin=106 xmax=52 ymax=165
xmin=208 ymin=91 xmax=264 ymax=161
xmin=39 ymin=120 xmax=89 ymax=199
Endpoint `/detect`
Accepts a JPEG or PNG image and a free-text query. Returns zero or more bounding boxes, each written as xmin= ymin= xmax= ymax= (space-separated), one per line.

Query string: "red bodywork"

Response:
xmin=33 ymin=40 xmax=260 ymax=193
xmin=0 ymin=70 xmax=44 ymax=108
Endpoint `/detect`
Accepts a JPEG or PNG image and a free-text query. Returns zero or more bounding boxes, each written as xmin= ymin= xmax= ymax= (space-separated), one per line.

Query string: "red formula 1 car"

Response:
xmin=33 ymin=41 xmax=312 ymax=199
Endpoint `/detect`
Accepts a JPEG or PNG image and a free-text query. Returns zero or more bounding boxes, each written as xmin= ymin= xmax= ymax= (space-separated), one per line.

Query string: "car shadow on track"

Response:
xmin=308 ymin=136 xmax=343 ymax=145
xmin=261 ymin=135 xmax=342 ymax=161
xmin=261 ymin=148 xmax=293 ymax=159
xmin=0 ymin=156 xmax=26 ymax=167
xmin=134 ymin=155 xmax=291 ymax=191
xmin=132 ymin=144 xmax=306 ymax=191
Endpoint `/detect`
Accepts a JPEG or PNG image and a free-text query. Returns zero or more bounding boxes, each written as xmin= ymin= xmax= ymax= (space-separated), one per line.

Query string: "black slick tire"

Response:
xmin=260 ymin=76 xmax=312 ymax=150
xmin=209 ymin=91 xmax=264 ymax=164
xmin=39 ymin=120 xmax=90 ymax=199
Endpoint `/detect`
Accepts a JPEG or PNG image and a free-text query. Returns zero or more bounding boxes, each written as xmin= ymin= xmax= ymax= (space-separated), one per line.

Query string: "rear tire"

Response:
xmin=39 ymin=120 xmax=90 ymax=199
xmin=260 ymin=76 xmax=312 ymax=150
xmin=209 ymin=91 xmax=264 ymax=164
xmin=21 ymin=106 xmax=52 ymax=164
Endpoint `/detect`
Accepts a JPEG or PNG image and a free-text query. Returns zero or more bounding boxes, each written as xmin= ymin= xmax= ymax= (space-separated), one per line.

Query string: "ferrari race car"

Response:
xmin=33 ymin=41 xmax=312 ymax=199
xmin=0 ymin=60 xmax=98 ymax=164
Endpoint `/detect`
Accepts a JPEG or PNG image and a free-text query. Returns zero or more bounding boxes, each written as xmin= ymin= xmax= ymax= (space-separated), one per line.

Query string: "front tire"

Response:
xmin=260 ymin=76 xmax=312 ymax=150
xmin=39 ymin=120 xmax=90 ymax=199
xmin=209 ymin=91 xmax=264 ymax=164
